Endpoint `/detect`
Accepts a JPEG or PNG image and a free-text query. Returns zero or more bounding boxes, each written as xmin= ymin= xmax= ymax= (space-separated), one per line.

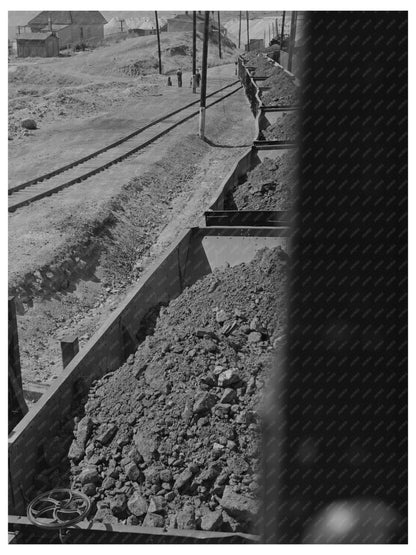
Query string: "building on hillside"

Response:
xmin=16 ymin=32 xmax=59 ymax=58
xmin=27 ymin=11 xmax=107 ymax=49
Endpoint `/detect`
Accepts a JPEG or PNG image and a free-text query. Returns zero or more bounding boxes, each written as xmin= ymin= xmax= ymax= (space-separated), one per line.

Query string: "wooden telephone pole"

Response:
xmin=192 ymin=11 xmax=197 ymax=93
xmin=280 ymin=11 xmax=286 ymax=52
xmin=246 ymin=12 xmax=250 ymax=51
xmin=155 ymin=11 xmax=162 ymax=74
xmin=238 ymin=11 xmax=242 ymax=48
xmin=199 ymin=11 xmax=210 ymax=139
xmin=217 ymin=11 xmax=222 ymax=59
xmin=288 ymin=11 xmax=297 ymax=73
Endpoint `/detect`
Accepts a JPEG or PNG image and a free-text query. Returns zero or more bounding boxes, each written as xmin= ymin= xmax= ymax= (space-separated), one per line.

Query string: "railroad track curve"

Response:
xmin=9 ymin=80 xmax=242 ymax=213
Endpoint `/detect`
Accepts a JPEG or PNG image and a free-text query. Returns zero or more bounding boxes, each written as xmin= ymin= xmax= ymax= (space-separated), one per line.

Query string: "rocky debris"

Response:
xmin=193 ymin=391 xmax=218 ymax=414
xmin=218 ymin=369 xmax=240 ymax=388
xmin=262 ymin=71 xmax=300 ymax=107
xmin=261 ymin=111 xmax=299 ymax=142
xmin=176 ymin=505 xmax=196 ymax=530
xmin=68 ymin=247 xmax=288 ymax=534
xmin=143 ymin=512 xmax=164 ymax=527
xmin=220 ymin=486 xmax=258 ymax=523
xmin=96 ymin=423 xmax=118 ymax=445
xmin=127 ymin=492 xmax=148 ymax=517
xmin=201 ymin=510 xmax=223 ymax=531
xmin=21 ymin=118 xmax=37 ymax=130
xmin=226 ymin=153 xmax=298 ymax=211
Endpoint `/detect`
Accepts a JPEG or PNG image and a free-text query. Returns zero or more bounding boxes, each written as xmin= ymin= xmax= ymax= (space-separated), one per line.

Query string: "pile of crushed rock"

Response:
xmin=261 ymin=111 xmax=299 ymax=142
xmin=226 ymin=152 xmax=298 ymax=211
xmin=68 ymin=246 xmax=288 ymax=534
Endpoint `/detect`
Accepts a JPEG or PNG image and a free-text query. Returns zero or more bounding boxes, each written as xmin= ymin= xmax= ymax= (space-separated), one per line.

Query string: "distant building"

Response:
xmin=16 ymin=32 xmax=59 ymax=58
xmin=27 ymin=11 xmax=107 ymax=49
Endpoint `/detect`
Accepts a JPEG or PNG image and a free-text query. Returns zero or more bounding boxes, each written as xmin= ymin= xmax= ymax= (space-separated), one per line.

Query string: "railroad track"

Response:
xmin=8 ymin=80 xmax=242 ymax=213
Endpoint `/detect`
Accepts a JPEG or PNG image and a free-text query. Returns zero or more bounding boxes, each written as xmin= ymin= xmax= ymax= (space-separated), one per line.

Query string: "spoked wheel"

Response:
xmin=27 ymin=489 xmax=91 ymax=530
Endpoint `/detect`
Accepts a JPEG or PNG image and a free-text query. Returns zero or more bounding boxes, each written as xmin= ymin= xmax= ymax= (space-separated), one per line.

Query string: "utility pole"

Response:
xmin=192 ymin=11 xmax=197 ymax=93
xmin=238 ymin=11 xmax=241 ymax=49
xmin=120 ymin=19 xmax=125 ymax=33
xmin=199 ymin=11 xmax=210 ymax=139
xmin=275 ymin=18 xmax=278 ymax=39
xmin=155 ymin=11 xmax=162 ymax=74
xmin=280 ymin=11 xmax=286 ymax=52
xmin=288 ymin=11 xmax=297 ymax=73
xmin=246 ymin=12 xmax=250 ymax=51
xmin=217 ymin=11 xmax=222 ymax=59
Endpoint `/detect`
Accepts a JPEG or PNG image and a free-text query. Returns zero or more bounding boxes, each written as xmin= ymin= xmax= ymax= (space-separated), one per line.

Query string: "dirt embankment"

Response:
xmin=226 ymin=152 xmax=298 ymax=211
xmin=62 ymin=246 xmax=288 ymax=534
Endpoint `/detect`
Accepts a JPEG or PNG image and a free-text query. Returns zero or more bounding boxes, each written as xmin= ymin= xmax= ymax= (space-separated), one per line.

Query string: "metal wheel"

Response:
xmin=27 ymin=488 xmax=91 ymax=530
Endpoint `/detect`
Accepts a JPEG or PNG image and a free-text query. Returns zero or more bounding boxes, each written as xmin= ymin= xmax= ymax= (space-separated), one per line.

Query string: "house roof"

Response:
xmin=28 ymin=11 xmax=107 ymax=27
xmin=16 ymin=32 xmax=57 ymax=41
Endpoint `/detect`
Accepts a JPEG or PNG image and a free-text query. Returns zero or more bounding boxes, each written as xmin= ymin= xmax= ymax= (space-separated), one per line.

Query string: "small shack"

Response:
xmin=16 ymin=32 xmax=59 ymax=58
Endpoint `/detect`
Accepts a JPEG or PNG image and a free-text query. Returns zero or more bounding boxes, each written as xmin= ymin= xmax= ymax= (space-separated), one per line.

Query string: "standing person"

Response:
xmin=196 ymin=68 xmax=201 ymax=87
xmin=176 ymin=68 xmax=183 ymax=87
xmin=167 ymin=76 xmax=172 ymax=86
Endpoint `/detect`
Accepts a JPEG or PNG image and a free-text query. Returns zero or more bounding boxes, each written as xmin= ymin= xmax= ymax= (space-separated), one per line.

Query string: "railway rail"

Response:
xmin=8 ymin=80 xmax=241 ymax=213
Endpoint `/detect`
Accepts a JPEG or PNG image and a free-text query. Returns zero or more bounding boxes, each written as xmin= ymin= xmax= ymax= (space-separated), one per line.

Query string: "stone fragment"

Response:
xmin=143 ymin=512 xmax=164 ymax=527
xmin=159 ymin=469 xmax=173 ymax=483
xmin=165 ymin=491 xmax=175 ymax=502
xmin=218 ymin=369 xmax=240 ymax=388
xmin=200 ymin=510 xmax=223 ymax=531
xmin=79 ymin=467 xmax=100 ymax=485
xmin=216 ymin=309 xmax=229 ymax=324
xmin=176 ymin=505 xmax=196 ymax=530
xmin=248 ymin=332 xmax=262 ymax=343
xmin=148 ymin=496 xmax=166 ymax=514
xmin=76 ymin=416 xmax=93 ymax=447
xmin=220 ymin=388 xmax=238 ymax=404
xmin=96 ymin=424 xmax=118 ymax=445
xmin=102 ymin=476 xmax=116 ymax=490
xmin=220 ymin=486 xmax=258 ymax=522
xmin=125 ymin=461 xmax=142 ymax=482
xmin=192 ymin=392 xmax=217 ymax=414
xmin=94 ymin=507 xmax=118 ymax=524
xmin=127 ymin=492 xmax=148 ymax=517
xmin=68 ymin=439 xmax=85 ymax=463
xmin=21 ymin=118 xmax=36 ymax=130
xmin=82 ymin=483 xmax=96 ymax=496
xmin=134 ymin=431 xmax=159 ymax=463
xmin=174 ymin=470 xmax=193 ymax=492
xmin=110 ymin=493 xmax=127 ymax=516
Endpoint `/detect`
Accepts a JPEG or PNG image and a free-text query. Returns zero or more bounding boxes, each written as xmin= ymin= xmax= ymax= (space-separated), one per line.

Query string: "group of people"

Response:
xmin=167 ymin=68 xmax=201 ymax=88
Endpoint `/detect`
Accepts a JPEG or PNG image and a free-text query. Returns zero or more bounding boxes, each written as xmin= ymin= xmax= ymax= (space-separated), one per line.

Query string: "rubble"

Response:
xmin=226 ymin=153 xmax=298 ymax=211
xmin=69 ymin=246 xmax=288 ymax=533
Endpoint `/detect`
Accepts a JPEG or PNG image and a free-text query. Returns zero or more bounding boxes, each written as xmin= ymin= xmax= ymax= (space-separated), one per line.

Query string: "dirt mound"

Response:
xmin=261 ymin=111 xmax=299 ymax=142
xmin=68 ymin=246 xmax=288 ymax=533
xmin=226 ymin=152 xmax=298 ymax=211
xmin=261 ymin=71 xmax=299 ymax=107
